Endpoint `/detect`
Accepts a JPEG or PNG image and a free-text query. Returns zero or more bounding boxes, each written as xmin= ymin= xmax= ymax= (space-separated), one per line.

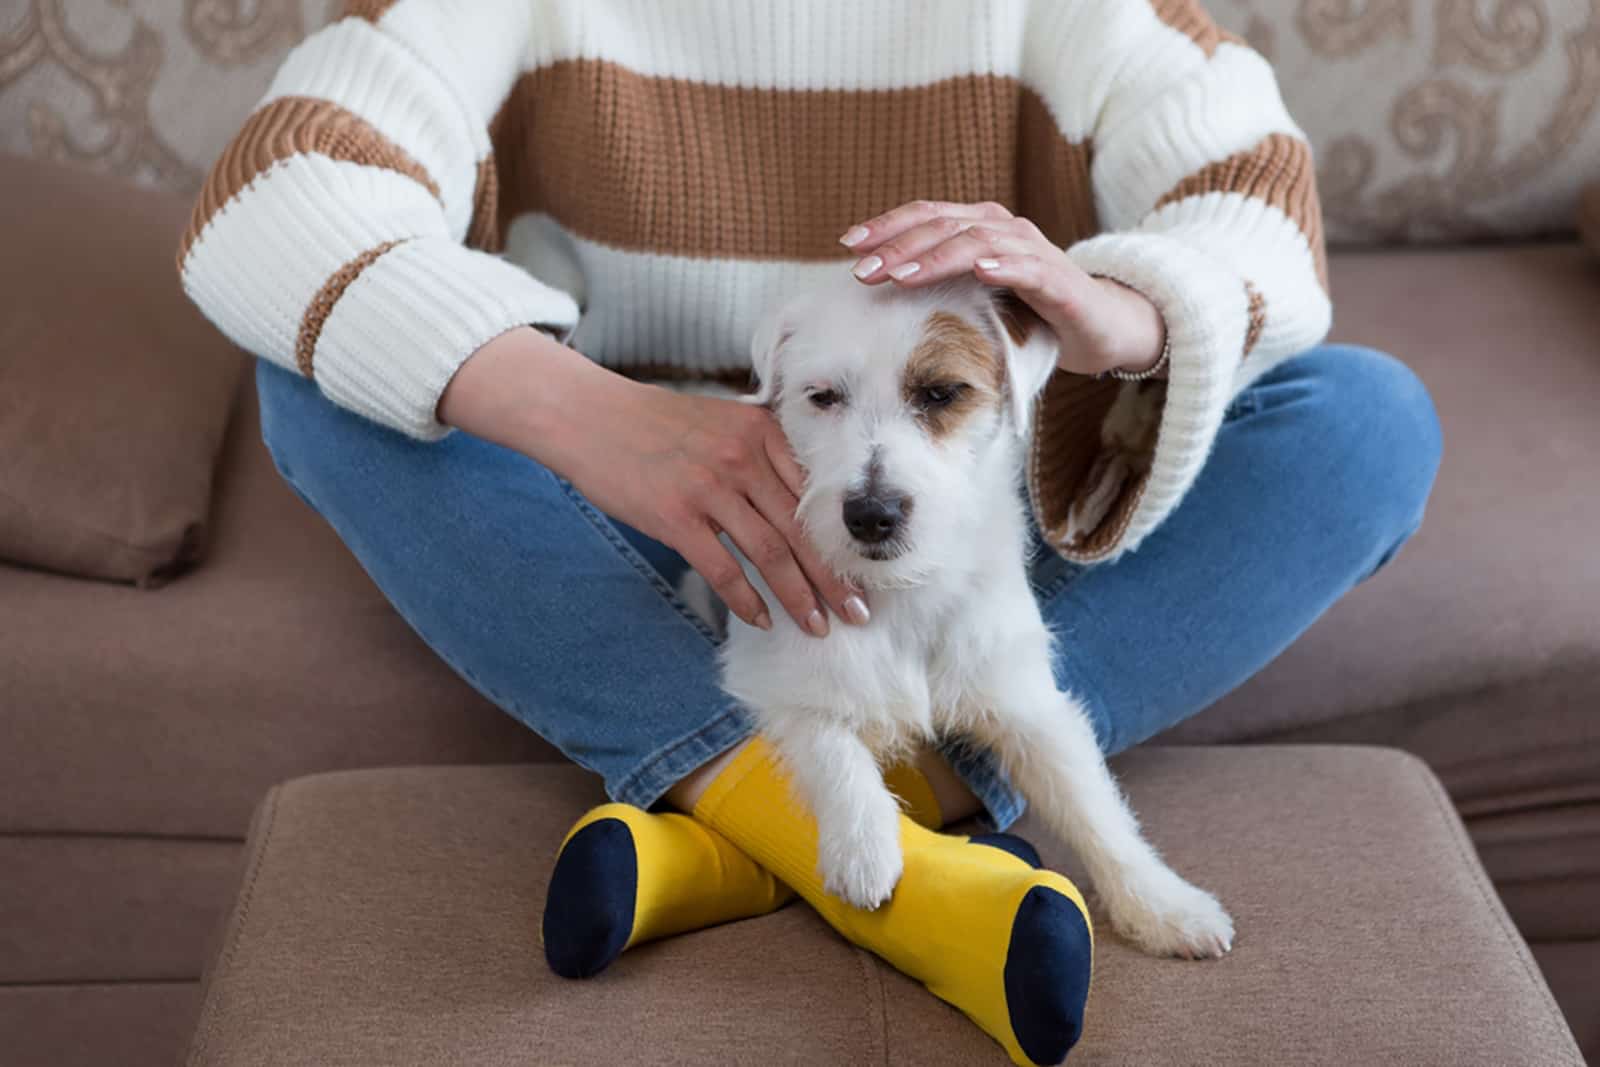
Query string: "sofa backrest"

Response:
xmin=2 ymin=1 xmax=1594 ymax=244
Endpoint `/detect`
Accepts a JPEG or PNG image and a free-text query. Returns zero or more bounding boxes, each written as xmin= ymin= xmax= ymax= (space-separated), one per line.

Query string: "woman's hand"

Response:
xmin=840 ymin=201 xmax=1167 ymax=377
xmin=439 ymin=327 xmax=866 ymax=636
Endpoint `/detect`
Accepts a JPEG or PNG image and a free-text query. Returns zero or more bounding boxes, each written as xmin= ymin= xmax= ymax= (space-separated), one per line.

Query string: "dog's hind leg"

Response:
xmin=761 ymin=716 xmax=905 ymax=910
xmin=966 ymin=663 xmax=1235 ymax=960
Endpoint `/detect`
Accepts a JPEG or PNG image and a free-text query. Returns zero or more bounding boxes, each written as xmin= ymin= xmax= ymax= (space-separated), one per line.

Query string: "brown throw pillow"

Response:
xmin=0 ymin=155 xmax=245 ymax=586
xmin=1581 ymin=181 xmax=1600 ymax=258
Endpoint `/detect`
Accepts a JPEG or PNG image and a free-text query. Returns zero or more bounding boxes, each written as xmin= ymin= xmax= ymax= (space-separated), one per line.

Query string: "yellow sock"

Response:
xmin=693 ymin=740 xmax=1093 ymax=1066
xmin=542 ymin=763 xmax=944 ymax=978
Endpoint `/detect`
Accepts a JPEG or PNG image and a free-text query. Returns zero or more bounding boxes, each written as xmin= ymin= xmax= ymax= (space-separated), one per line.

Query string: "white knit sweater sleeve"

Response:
xmin=178 ymin=0 xmax=577 ymax=440
xmin=1026 ymin=0 xmax=1332 ymax=560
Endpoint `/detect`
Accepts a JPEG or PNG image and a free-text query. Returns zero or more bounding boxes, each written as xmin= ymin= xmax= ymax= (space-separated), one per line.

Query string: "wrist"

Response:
xmin=1091 ymin=277 xmax=1167 ymax=376
xmin=439 ymin=325 xmax=625 ymax=471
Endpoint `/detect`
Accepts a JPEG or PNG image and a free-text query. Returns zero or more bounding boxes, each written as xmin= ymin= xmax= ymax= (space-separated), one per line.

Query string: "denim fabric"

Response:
xmin=256 ymin=344 xmax=1440 ymax=827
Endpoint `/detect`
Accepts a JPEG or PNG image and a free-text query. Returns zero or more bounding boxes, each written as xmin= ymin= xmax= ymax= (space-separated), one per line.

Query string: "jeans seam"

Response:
xmin=1030 ymin=563 xmax=1081 ymax=602
xmin=269 ymin=449 xmax=718 ymax=787
xmin=553 ymin=477 xmax=723 ymax=647
xmin=550 ymin=478 xmax=758 ymax=806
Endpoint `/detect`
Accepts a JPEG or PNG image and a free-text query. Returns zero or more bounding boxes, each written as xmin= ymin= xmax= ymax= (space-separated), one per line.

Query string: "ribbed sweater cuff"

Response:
xmin=312 ymin=237 xmax=581 ymax=441
xmin=1046 ymin=230 xmax=1251 ymax=558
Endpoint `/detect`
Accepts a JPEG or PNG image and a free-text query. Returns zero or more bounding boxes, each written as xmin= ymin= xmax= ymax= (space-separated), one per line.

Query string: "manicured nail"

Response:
xmin=839 ymin=225 xmax=870 ymax=247
xmin=976 ymin=258 xmax=1000 ymax=270
xmin=806 ymin=609 xmax=829 ymax=637
xmin=842 ymin=596 xmax=870 ymax=625
xmin=888 ymin=261 xmax=921 ymax=281
xmin=851 ymin=255 xmax=883 ymax=279
xmin=754 ymin=610 xmax=772 ymax=631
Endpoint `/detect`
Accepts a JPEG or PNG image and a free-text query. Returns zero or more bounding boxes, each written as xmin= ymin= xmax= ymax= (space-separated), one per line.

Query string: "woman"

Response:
xmin=179 ymin=2 xmax=1440 ymax=1062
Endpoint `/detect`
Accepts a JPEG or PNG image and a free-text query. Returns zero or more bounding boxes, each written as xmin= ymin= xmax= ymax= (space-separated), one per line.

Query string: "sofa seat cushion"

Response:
xmin=187 ymin=748 xmax=1581 ymax=1066
xmin=1177 ymin=245 xmax=1600 ymax=819
xmin=0 ymin=388 xmax=558 ymax=841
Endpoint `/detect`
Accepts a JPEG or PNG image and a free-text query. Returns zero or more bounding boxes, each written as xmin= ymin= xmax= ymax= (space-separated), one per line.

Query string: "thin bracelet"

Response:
xmin=1086 ymin=270 xmax=1171 ymax=381
xmin=1105 ymin=332 xmax=1171 ymax=381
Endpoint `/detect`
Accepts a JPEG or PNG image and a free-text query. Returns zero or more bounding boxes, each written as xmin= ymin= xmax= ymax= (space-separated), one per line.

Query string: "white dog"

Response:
xmin=688 ymin=272 xmax=1233 ymax=959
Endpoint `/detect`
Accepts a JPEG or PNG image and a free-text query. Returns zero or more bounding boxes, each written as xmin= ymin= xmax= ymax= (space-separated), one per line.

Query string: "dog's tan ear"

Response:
xmin=746 ymin=302 xmax=797 ymax=407
xmin=988 ymin=290 xmax=1059 ymax=438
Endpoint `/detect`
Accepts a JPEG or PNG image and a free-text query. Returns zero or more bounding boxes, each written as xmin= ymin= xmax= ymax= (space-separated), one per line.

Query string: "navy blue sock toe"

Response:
xmin=1004 ymin=885 xmax=1093 ymax=1065
xmin=542 ymin=818 xmax=637 ymax=979
xmin=969 ymin=831 xmax=1043 ymax=869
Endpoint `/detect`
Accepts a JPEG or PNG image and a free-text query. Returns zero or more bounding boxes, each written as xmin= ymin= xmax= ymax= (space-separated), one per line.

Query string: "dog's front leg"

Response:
xmin=761 ymin=717 xmax=904 ymax=909
xmin=968 ymin=661 xmax=1234 ymax=959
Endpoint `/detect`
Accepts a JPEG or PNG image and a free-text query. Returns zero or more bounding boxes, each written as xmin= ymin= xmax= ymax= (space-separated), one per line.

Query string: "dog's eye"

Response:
xmin=916 ymin=383 xmax=967 ymax=410
xmin=808 ymin=388 xmax=843 ymax=411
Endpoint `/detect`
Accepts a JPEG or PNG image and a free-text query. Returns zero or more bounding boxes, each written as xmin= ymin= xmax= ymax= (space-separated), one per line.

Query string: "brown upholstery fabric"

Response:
xmin=188 ymin=750 xmax=1581 ymax=1066
xmin=1531 ymin=940 xmax=1600 ymax=1062
xmin=1 ymin=982 xmax=200 ymax=1067
xmin=0 ymin=155 xmax=243 ymax=586
xmin=0 ymin=384 xmax=560 ymax=842
xmin=1580 ymin=182 xmax=1599 ymax=256
xmin=1470 ymin=803 xmax=1600 ymax=943
xmin=1176 ymin=245 xmax=1600 ymax=810
xmin=0 ymin=837 xmax=241 ymax=983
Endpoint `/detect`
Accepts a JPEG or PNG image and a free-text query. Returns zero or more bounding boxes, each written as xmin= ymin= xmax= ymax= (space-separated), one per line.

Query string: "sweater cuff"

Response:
xmin=310 ymin=237 xmax=580 ymax=440
xmin=1027 ymin=230 xmax=1250 ymax=562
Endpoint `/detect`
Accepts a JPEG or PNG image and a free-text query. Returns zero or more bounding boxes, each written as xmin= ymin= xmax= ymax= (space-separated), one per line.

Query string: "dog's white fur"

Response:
xmin=688 ymin=271 xmax=1233 ymax=959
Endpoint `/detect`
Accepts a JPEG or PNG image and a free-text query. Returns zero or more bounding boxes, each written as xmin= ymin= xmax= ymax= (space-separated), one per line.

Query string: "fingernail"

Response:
xmin=976 ymin=258 xmax=1000 ymax=270
xmin=851 ymin=255 xmax=883 ymax=279
xmin=842 ymin=596 xmax=870 ymax=625
xmin=888 ymin=261 xmax=921 ymax=281
xmin=754 ymin=610 xmax=772 ymax=631
xmin=806 ymin=609 xmax=829 ymax=637
xmin=839 ymin=225 xmax=870 ymax=247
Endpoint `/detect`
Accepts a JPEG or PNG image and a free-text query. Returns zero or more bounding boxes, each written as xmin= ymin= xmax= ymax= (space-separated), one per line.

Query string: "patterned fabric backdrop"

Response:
xmin=2 ymin=0 xmax=1597 ymax=243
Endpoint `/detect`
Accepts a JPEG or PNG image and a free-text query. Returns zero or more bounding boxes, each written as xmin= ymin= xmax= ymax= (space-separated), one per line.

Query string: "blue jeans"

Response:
xmin=257 ymin=345 xmax=1441 ymax=829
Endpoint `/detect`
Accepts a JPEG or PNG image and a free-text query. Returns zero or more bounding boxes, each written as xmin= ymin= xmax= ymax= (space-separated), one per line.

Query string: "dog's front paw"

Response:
xmin=817 ymin=816 xmax=904 ymax=910
xmin=1105 ymin=867 xmax=1235 ymax=960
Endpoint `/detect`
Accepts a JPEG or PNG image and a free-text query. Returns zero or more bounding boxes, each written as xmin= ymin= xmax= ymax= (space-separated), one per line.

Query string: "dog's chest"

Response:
xmin=829 ymin=601 xmax=993 ymax=751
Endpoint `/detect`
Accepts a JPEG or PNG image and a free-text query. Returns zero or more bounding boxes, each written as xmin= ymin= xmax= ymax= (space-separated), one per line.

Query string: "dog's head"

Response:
xmin=747 ymin=272 xmax=1059 ymax=588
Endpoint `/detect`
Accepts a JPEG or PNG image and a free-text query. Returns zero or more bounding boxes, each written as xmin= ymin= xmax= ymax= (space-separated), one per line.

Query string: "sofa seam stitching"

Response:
xmin=186 ymin=784 xmax=283 ymax=1063
xmin=855 ymin=947 xmax=891 ymax=1066
xmin=1414 ymin=757 xmax=1580 ymax=1057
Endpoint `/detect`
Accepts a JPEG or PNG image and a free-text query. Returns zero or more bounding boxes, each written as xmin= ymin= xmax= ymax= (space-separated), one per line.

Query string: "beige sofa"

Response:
xmin=3 ymin=3 xmax=1596 ymax=1063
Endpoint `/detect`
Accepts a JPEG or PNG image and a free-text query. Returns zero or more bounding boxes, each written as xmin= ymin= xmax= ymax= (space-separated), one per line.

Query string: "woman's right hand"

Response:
xmin=438 ymin=326 xmax=868 ymax=636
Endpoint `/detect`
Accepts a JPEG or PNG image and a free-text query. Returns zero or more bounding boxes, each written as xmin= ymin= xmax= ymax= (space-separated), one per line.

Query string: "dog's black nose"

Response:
xmin=843 ymin=492 xmax=909 ymax=544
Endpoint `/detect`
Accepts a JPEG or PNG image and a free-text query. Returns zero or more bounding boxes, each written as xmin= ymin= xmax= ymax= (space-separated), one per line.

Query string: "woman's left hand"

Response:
xmin=839 ymin=200 xmax=1166 ymax=378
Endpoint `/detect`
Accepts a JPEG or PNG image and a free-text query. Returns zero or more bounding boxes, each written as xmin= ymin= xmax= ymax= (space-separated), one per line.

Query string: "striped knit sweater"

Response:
xmin=179 ymin=0 xmax=1330 ymax=563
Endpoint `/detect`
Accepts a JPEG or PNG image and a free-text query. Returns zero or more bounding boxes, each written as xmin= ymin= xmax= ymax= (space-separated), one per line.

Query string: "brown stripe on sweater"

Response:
xmin=485 ymin=61 xmax=1096 ymax=258
xmin=180 ymin=96 xmax=441 ymax=262
xmin=296 ymin=239 xmax=406 ymax=377
xmin=465 ymin=153 xmax=502 ymax=251
xmin=1243 ymin=281 xmax=1266 ymax=358
xmin=1148 ymin=0 xmax=1248 ymax=57
xmin=341 ymin=0 xmax=398 ymax=20
xmin=1153 ymin=132 xmax=1328 ymax=291
xmin=1028 ymin=373 xmax=1131 ymax=560
xmin=612 ymin=363 xmax=756 ymax=388
xmin=1015 ymin=90 xmax=1100 ymax=248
